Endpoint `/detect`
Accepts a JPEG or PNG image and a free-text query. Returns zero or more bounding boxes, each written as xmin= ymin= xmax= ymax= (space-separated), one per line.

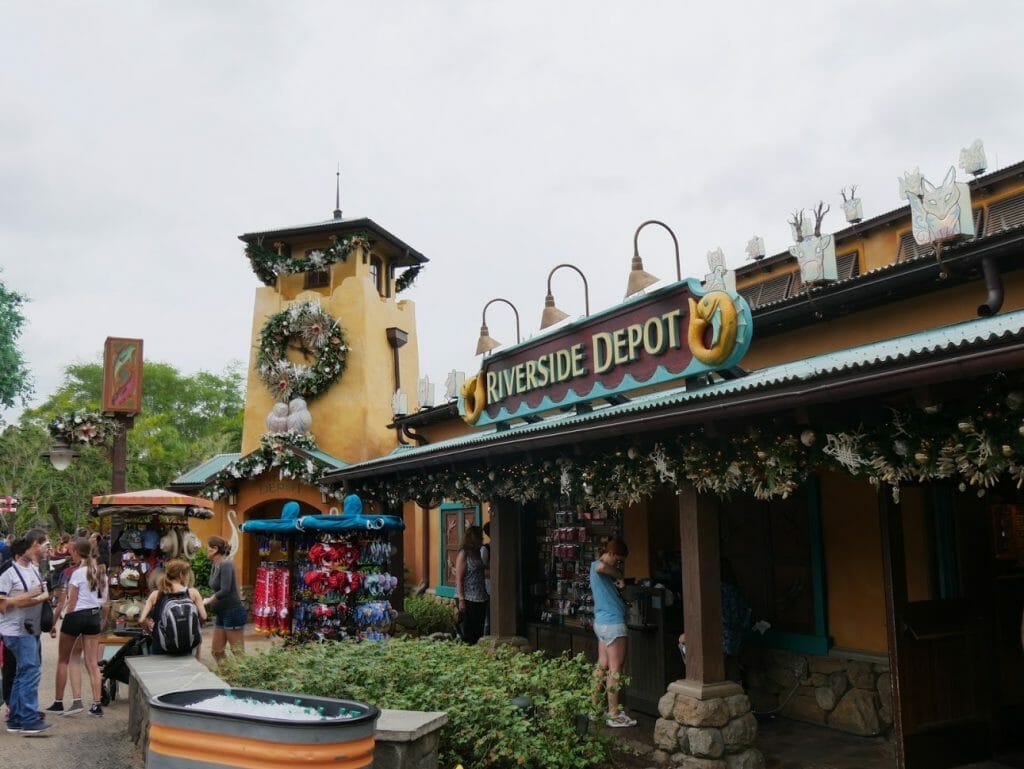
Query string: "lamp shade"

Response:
xmin=539 ymin=294 xmax=569 ymax=329
xmin=46 ymin=442 xmax=78 ymax=472
xmin=475 ymin=323 xmax=500 ymax=355
xmin=625 ymin=256 xmax=660 ymax=298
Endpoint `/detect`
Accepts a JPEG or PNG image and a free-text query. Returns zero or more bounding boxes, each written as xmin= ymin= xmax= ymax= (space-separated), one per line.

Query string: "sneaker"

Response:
xmin=88 ymin=703 xmax=103 ymax=717
xmin=606 ymin=712 xmax=637 ymax=728
xmin=20 ymin=721 xmax=52 ymax=736
xmin=63 ymin=700 xmax=84 ymax=716
xmin=44 ymin=701 xmax=64 ymax=713
xmin=6 ymin=722 xmax=22 ymax=733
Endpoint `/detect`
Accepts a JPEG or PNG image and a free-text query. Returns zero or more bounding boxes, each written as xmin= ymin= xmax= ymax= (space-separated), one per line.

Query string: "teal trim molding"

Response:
xmin=436 ymin=501 xmax=481 ymax=598
xmin=745 ymin=629 xmax=831 ymax=656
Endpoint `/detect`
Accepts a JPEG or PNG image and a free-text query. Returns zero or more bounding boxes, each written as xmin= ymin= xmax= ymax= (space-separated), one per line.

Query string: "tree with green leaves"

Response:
xmin=0 ymin=270 xmax=32 ymax=411
xmin=2 ymin=360 xmax=245 ymax=533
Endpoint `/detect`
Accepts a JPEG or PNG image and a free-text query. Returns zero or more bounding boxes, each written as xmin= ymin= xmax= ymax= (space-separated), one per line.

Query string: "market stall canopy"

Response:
xmin=91 ymin=488 xmax=214 ymax=519
xmin=241 ymin=496 xmax=404 ymax=535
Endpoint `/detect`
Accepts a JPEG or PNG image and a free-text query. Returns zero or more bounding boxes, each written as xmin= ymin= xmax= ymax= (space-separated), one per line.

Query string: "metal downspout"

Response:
xmin=977 ymin=255 xmax=1004 ymax=317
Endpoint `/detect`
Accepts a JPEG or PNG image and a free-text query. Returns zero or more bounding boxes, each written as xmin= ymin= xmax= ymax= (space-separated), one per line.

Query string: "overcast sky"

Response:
xmin=3 ymin=1 xmax=1022 ymax=423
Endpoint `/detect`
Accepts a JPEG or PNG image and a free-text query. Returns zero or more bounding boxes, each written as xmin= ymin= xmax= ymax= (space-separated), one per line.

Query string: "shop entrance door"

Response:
xmin=880 ymin=485 xmax=994 ymax=769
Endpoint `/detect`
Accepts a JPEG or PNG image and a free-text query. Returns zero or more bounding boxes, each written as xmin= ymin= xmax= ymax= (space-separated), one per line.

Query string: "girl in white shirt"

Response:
xmin=53 ymin=540 xmax=107 ymax=716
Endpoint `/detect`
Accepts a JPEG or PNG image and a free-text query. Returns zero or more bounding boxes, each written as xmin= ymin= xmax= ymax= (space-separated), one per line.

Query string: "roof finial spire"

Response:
xmin=333 ymin=163 xmax=342 ymax=220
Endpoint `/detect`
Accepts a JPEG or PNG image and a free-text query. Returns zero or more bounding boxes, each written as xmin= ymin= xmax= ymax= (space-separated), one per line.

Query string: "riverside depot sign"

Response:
xmin=459 ymin=279 xmax=753 ymax=426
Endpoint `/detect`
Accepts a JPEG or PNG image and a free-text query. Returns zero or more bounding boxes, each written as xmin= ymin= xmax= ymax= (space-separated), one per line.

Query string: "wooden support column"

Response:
xmin=672 ymin=484 xmax=741 ymax=701
xmin=489 ymin=497 xmax=521 ymax=638
xmin=390 ymin=499 xmax=405 ymax=612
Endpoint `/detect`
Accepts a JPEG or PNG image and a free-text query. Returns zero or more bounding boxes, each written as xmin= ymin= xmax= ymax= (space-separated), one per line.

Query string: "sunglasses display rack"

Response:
xmin=534 ymin=504 xmax=621 ymax=629
xmin=251 ymin=531 xmax=399 ymax=642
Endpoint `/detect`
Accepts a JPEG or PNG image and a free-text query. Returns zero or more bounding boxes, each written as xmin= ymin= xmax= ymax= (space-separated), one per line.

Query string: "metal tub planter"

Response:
xmin=147 ymin=688 xmax=379 ymax=769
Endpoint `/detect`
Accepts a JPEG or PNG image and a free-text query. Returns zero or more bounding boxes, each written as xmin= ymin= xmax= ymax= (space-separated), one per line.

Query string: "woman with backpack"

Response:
xmin=138 ymin=559 xmax=206 ymax=658
xmin=201 ymin=536 xmax=246 ymax=664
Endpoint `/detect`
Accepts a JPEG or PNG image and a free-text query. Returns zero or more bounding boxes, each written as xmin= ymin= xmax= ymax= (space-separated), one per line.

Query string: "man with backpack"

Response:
xmin=0 ymin=529 xmax=53 ymax=735
xmin=137 ymin=558 xmax=206 ymax=658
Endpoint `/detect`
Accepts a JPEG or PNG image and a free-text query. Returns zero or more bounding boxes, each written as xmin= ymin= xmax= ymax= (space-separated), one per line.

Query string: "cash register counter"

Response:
xmin=525 ymin=585 xmax=683 ymax=715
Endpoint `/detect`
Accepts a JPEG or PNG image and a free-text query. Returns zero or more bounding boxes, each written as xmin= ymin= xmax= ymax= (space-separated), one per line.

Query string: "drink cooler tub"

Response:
xmin=146 ymin=688 xmax=379 ymax=769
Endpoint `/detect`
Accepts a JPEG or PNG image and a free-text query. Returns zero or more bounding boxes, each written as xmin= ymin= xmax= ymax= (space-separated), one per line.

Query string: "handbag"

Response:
xmin=40 ymin=598 xmax=55 ymax=633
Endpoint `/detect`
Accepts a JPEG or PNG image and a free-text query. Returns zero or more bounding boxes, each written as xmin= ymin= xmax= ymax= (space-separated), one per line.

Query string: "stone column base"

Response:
xmin=651 ymin=684 xmax=764 ymax=769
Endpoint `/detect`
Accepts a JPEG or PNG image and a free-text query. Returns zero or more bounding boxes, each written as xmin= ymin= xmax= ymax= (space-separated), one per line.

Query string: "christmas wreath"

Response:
xmin=49 ymin=411 xmax=120 ymax=446
xmin=257 ymin=301 xmax=348 ymax=401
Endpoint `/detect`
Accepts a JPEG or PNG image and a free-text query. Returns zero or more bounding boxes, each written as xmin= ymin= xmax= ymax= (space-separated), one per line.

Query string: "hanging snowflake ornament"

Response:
xmin=650 ymin=444 xmax=677 ymax=484
xmin=823 ymin=431 xmax=868 ymax=475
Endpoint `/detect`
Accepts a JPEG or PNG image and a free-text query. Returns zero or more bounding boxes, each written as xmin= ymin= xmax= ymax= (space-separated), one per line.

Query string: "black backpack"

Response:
xmin=155 ymin=591 xmax=201 ymax=655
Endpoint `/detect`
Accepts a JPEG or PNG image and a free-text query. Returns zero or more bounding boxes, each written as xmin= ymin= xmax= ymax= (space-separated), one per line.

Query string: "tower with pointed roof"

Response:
xmin=237 ymin=202 xmax=427 ymax=464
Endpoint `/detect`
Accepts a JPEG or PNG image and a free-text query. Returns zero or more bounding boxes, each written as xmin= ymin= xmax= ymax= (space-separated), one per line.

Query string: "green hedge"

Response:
xmin=221 ymin=639 xmax=608 ymax=769
xmin=403 ymin=595 xmax=457 ymax=635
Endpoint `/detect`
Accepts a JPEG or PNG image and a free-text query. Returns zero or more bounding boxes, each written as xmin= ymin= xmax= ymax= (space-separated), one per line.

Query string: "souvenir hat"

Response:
xmin=124 ymin=599 xmax=143 ymax=619
xmin=119 ymin=567 xmax=140 ymax=588
xmin=160 ymin=530 xmax=179 ymax=558
xmin=141 ymin=529 xmax=161 ymax=550
xmin=180 ymin=530 xmax=201 ymax=560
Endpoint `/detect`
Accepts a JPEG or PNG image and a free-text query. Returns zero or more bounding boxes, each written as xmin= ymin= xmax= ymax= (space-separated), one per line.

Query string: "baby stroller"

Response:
xmin=98 ymin=629 xmax=151 ymax=705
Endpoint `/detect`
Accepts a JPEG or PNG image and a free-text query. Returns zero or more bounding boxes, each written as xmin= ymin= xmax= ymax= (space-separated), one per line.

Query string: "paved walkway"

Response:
xmin=2 ymin=626 xmax=276 ymax=767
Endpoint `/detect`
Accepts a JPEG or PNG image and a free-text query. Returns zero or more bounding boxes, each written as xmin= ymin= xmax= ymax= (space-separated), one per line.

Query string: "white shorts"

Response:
xmin=593 ymin=623 xmax=628 ymax=645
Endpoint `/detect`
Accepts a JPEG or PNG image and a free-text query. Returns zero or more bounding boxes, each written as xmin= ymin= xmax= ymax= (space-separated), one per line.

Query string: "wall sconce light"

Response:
xmin=41 ymin=441 xmax=79 ymax=472
xmin=228 ymin=491 xmax=238 ymax=506
xmin=540 ymin=263 xmax=590 ymax=329
xmin=475 ymin=298 xmax=521 ymax=355
xmin=625 ymin=219 xmax=681 ymax=298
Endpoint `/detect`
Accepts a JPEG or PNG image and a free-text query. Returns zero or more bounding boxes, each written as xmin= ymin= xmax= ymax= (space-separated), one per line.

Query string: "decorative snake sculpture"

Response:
xmin=461 ymin=374 xmax=486 ymax=424
xmin=687 ymin=291 xmax=739 ymax=366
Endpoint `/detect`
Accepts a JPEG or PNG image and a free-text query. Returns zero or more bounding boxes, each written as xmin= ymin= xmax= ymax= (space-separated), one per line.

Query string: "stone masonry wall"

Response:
xmin=653 ymin=686 xmax=764 ymax=769
xmin=742 ymin=649 xmax=891 ymax=736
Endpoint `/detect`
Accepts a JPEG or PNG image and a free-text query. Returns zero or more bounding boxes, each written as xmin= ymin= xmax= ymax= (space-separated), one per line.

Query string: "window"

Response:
xmin=369 ymin=256 xmax=384 ymax=296
xmin=436 ymin=502 xmax=481 ymax=597
xmin=304 ymin=269 xmax=329 ymax=289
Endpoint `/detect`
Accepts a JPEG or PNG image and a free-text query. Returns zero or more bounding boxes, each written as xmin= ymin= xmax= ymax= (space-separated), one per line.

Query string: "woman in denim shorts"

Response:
xmin=202 ymin=536 xmax=246 ymax=663
xmin=589 ymin=538 xmax=637 ymax=728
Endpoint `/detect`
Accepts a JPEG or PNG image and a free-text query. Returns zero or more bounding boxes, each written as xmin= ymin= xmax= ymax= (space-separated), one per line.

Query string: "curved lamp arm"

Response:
xmin=476 ymin=297 xmax=522 ymax=355
xmin=481 ymin=298 xmax=521 ymax=343
xmin=546 ymin=263 xmax=590 ymax=316
xmin=633 ymin=219 xmax=681 ymax=282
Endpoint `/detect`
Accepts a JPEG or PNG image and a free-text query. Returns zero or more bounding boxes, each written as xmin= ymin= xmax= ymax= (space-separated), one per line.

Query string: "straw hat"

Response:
xmin=119 ymin=567 xmax=140 ymax=588
xmin=160 ymin=530 xmax=179 ymax=558
xmin=180 ymin=530 xmax=201 ymax=560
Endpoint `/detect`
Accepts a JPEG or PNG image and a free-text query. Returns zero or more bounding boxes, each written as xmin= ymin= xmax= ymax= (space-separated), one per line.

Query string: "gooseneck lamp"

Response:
xmin=625 ymin=219 xmax=681 ymax=298
xmin=475 ymin=297 xmax=521 ymax=355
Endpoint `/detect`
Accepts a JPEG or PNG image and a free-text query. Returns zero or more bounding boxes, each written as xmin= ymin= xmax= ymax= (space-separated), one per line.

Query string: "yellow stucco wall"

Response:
xmin=819 ymin=470 xmax=887 ymax=652
xmin=241 ymin=245 xmax=420 ymax=465
xmin=743 ymin=270 xmax=1024 ymax=372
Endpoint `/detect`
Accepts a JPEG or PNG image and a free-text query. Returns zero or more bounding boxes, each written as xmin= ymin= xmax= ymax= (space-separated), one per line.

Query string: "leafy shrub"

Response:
xmin=404 ymin=595 xmax=456 ymax=635
xmin=221 ymin=639 xmax=608 ymax=769
xmin=190 ymin=546 xmax=213 ymax=587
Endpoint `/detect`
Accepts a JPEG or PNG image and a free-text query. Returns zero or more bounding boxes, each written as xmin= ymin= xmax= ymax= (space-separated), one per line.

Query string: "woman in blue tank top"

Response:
xmin=589 ymin=538 xmax=636 ymax=728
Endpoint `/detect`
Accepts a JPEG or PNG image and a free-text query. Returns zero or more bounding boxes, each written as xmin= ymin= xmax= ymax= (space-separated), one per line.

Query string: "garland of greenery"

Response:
xmin=351 ymin=382 xmax=1024 ymax=509
xmin=202 ymin=432 xmax=334 ymax=501
xmin=257 ymin=301 xmax=348 ymax=401
xmin=394 ymin=264 xmax=423 ymax=294
xmin=245 ymin=233 xmax=371 ymax=286
xmin=49 ymin=411 xmax=119 ymax=446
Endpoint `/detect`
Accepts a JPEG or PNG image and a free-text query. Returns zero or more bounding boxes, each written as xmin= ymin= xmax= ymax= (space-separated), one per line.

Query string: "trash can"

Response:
xmin=147 ymin=687 xmax=379 ymax=769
